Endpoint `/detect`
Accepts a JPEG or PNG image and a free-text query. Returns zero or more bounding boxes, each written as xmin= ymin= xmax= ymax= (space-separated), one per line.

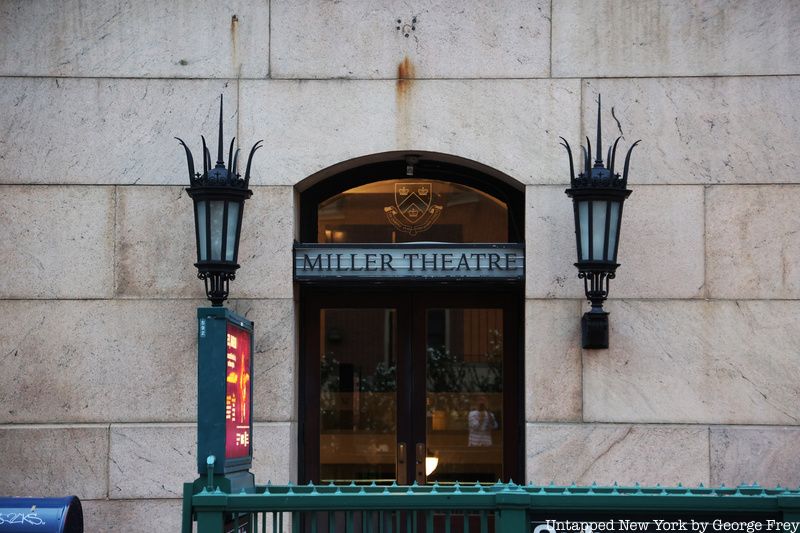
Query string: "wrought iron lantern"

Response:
xmin=561 ymin=96 xmax=639 ymax=349
xmin=176 ymin=96 xmax=262 ymax=306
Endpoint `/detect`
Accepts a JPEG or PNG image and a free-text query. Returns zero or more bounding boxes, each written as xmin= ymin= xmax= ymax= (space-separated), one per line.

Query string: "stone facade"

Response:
xmin=1 ymin=1 xmax=799 ymax=531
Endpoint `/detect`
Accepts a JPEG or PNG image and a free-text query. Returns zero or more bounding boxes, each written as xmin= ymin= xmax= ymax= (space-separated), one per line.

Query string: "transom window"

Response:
xmin=317 ymin=179 xmax=508 ymax=243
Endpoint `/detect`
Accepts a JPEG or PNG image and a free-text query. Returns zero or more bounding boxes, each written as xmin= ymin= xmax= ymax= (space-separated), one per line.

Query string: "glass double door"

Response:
xmin=302 ymin=289 xmax=521 ymax=485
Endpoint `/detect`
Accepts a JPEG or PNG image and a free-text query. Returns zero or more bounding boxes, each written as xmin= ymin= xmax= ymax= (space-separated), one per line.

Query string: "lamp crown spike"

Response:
xmin=595 ymin=94 xmax=603 ymax=166
xmin=216 ymin=94 xmax=224 ymax=166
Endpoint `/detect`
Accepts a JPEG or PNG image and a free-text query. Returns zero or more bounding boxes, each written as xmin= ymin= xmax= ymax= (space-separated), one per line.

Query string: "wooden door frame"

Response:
xmin=298 ymin=283 xmax=524 ymax=484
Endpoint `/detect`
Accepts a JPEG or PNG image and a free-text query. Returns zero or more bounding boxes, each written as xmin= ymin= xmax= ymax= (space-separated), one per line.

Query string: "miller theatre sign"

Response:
xmin=293 ymin=243 xmax=525 ymax=281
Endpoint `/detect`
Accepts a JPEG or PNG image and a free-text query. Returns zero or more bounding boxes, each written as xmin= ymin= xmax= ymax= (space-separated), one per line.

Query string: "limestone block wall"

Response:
xmin=0 ymin=1 xmax=798 ymax=531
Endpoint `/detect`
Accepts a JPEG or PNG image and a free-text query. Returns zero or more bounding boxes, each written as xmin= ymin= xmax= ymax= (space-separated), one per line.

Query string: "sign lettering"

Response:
xmin=294 ymin=245 xmax=524 ymax=280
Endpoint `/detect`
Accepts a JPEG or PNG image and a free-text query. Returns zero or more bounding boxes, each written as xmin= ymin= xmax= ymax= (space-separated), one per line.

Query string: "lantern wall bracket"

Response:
xmin=582 ymin=309 xmax=609 ymax=350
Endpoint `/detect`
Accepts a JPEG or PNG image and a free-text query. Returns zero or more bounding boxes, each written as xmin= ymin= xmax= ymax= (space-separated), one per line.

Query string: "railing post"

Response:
xmin=495 ymin=490 xmax=530 ymax=533
xmin=778 ymin=494 xmax=800 ymax=523
xmin=194 ymin=490 xmax=229 ymax=533
xmin=182 ymin=482 xmax=195 ymax=533
xmin=196 ymin=509 xmax=225 ymax=533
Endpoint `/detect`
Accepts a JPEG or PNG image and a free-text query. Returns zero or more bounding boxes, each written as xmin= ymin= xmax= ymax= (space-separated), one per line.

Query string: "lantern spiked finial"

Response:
xmin=175 ymin=95 xmax=263 ymax=189
xmin=560 ymin=94 xmax=640 ymax=189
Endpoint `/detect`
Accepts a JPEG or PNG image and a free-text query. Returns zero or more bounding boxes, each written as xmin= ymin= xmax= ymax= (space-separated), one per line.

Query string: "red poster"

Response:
xmin=225 ymin=323 xmax=251 ymax=459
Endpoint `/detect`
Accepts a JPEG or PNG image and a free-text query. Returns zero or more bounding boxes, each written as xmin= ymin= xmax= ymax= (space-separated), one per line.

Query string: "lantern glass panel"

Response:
xmin=591 ymin=200 xmax=607 ymax=260
xmin=209 ymin=200 xmax=225 ymax=261
xmin=225 ymin=201 xmax=240 ymax=262
xmin=608 ymin=201 xmax=621 ymax=261
xmin=578 ymin=200 xmax=589 ymax=261
xmin=197 ymin=200 xmax=208 ymax=261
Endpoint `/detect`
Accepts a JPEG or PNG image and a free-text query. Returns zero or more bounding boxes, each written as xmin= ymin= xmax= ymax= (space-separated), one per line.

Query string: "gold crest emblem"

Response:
xmin=384 ymin=183 xmax=443 ymax=236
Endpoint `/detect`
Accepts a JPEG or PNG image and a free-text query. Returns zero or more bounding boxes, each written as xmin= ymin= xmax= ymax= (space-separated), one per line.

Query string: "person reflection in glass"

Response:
xmin=468 ymin=395 xmax=497 ymax=447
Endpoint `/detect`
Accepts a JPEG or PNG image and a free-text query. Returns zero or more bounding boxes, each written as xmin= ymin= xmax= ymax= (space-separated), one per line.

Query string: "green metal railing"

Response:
xmin=183 ymin=481 xmax=800 ymax=533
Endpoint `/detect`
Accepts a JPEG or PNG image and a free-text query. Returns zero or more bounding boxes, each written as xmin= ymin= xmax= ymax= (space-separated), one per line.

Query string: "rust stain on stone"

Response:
xmin=396 ymin=56 xmax=415 ymax=97
xmin=395 ymin=56 xmax=415 ymax=147
xmin=231 ymin=14 xmax=239 ymax=70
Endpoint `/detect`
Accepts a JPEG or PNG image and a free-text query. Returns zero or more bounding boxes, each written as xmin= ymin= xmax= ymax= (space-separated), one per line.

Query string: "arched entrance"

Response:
xmin=296 ymin=153 xmax=525 ymax=485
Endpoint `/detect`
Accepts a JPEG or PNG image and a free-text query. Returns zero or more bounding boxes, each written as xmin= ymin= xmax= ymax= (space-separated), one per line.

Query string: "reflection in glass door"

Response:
xmin=303 ymin=291 xmax=520 ymax=485
xmin=425 ymin=308 xmax=503 ymax=483
xmin=319 ymin=308 xmax=397 ymax=483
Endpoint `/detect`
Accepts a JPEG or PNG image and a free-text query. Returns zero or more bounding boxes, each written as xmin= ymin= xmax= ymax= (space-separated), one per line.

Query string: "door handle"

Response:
xmin=415 ymin=442 xmax=426 ymax=485
xmin=397 ymin=442 xmax=407 ymax=485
